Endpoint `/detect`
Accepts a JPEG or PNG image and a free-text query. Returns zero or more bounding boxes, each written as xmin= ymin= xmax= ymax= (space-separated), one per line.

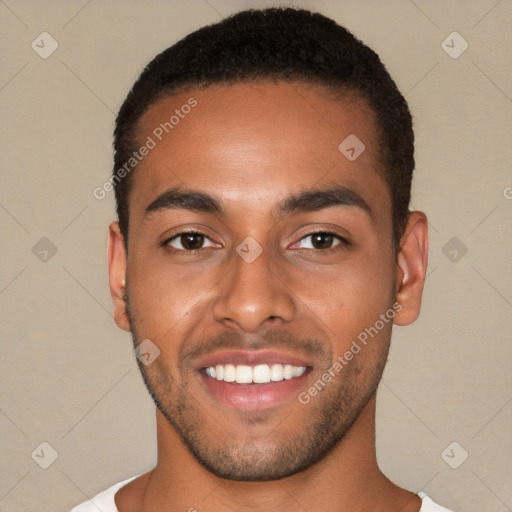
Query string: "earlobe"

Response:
xmin=393 ymin=212 xmax=429 ymax=326
xmin=108 ymin=222 xmax=131 ymax=332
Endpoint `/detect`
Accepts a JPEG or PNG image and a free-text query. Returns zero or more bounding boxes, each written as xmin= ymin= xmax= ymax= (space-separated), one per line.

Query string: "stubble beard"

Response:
xmin=125 ymin=293 xmax=390 ymax=482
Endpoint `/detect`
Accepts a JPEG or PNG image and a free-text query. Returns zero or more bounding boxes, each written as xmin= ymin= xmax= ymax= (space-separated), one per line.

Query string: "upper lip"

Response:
xmin=195 ymin=350 xmax=313 ymax=370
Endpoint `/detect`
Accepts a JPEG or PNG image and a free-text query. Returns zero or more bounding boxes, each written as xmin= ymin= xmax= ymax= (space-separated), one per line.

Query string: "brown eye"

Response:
xmin=167 ymin=232 xmax=214 ymax=251
xmin=294 ymin=232 xmax=342 ymax=250
xmin=311 ymin=233 xmax=334 ymax=249
xmin=181 ymin=233 xmax=204 ymax=250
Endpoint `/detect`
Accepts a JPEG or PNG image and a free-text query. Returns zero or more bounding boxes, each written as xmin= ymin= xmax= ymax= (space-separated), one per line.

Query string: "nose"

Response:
xmin=212 ymin=246 xmax=296 ymax=332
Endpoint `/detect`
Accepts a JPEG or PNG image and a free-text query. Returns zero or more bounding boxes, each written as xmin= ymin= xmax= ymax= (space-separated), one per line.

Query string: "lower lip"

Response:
xmin=198 ymin=371 xmax=311 ymax=411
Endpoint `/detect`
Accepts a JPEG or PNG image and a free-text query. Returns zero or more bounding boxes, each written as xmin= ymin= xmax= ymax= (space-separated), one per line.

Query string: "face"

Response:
xmin=108 ymin=81 xmax=425 ymax=481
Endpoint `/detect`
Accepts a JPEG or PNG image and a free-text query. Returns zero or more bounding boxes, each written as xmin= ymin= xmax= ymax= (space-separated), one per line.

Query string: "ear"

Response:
xmin=108 ymin=221 xmax=131 ymax=332
xmin=393 ymin=212 xmax=429 ymax=326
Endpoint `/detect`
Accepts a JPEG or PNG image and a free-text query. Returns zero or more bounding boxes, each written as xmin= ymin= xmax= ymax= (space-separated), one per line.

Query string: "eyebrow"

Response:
xmin=145 ymin=187 xmax=222 ymax=216
xmin=144 ymin=185 xmax=372 ymax=219
xmin=277 ymin=186 xmax=372 ymax=218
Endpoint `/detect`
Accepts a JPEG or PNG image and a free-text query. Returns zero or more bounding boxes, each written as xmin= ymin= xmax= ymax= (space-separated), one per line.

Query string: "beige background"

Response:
xmin=1 ymin=1 xmax=511 ymax=511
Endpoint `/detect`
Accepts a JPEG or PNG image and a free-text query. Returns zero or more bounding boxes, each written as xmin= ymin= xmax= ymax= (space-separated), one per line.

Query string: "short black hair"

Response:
xmin=113 ymin=7 xmax=414 ymax=250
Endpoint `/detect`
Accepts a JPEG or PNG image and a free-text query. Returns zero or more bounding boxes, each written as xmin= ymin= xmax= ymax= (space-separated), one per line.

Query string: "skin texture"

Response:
xmin=108 ymin=81 xmax=428 ymax=511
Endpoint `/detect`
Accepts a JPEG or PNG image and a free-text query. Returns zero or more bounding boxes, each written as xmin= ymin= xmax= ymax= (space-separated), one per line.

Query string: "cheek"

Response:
xmin=294 ymin=248 xmax=393 ymax=310
xmin=126 ymin=231 xmax=395 ymax=342
xmin=126 ymin=254 xmax=222 ymax=339
xmin=287 ymin=249 xmax=394 ymax=350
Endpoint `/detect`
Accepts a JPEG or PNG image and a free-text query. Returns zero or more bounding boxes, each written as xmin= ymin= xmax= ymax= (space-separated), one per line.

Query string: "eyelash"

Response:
xmin=290 ymin=231 xmax=350 ymax=252
xmin=162 ymin=231 xmax=217 ymax=255
xmin=162 ymin=230 xmax=350 ymax=254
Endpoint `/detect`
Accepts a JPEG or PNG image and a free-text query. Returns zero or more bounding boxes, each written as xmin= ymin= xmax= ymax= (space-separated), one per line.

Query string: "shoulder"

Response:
xmin=70 ymin=475 xmax=139 ymax=512
xmin=418 ymin=492 xmax=455 ymax=512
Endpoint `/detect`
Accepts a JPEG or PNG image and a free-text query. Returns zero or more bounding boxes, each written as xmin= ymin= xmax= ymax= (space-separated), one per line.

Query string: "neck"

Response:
xmin=129 ymin=393 xmax=420 ymax=512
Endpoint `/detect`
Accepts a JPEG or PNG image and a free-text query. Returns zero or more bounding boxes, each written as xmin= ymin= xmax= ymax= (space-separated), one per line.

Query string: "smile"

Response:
xmin=196 ymin=351 xmax=313 ymax=410
xmin=204 ymin=363 xmax=308 ymax=384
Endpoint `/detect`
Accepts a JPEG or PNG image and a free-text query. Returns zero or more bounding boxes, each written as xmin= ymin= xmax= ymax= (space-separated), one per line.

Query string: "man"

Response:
xmin=74 ymin=7 xmax=453 ymax=512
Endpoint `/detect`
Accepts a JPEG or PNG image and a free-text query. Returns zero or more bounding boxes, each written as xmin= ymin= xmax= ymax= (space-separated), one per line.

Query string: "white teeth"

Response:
xmin=223 ymin=364 xmax=236 ymax=382
xmin=253 ymin=364 xmax=271 ymax=383
xmin=204 ymin=363 xmax=307 ymax=384
xmin=294 ymin=366 xmax=307 ymax=378
xmin=270 ymin=364 xmax=283 ymax=381
xmin=235 ymin=365 xmax=253 ymax=384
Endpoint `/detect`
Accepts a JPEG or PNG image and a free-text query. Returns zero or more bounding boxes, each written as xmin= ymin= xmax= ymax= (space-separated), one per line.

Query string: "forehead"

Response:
xmin=130 ymin=81 xmax=389 ymax=220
